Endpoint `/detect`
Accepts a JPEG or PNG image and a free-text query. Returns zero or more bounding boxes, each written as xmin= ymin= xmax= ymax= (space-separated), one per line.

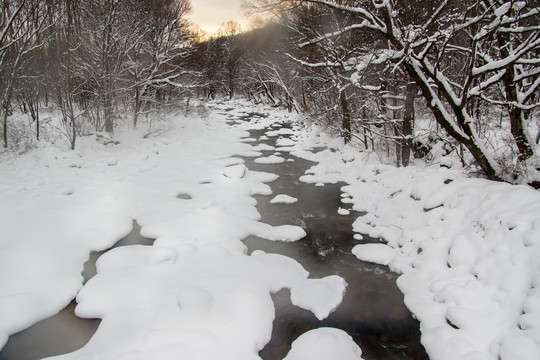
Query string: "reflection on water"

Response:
xmin=0 ymin=301 xmax=99 ymax=360
xmin=0 ymin=223 xmax=153 ymax=360
xmin=242 ymin=128 xmax=428 ymax=360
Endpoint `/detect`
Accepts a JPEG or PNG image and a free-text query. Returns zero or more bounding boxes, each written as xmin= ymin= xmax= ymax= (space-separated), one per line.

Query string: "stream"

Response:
xmin=0 ymin=110 xmax=428 ymax=360
xmin=236 ymin=115 xmax=428 ymax=360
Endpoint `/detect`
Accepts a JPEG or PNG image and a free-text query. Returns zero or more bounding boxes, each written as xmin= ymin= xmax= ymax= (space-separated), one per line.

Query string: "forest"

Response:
xmin=2 ymin=2 xmax=540 ymax=360
xmin=1 ymin=0 xmax=540 ymax=186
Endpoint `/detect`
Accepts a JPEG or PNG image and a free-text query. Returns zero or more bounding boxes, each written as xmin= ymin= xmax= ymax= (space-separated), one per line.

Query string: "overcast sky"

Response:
xmin=189 ymin=0 xmax=249 ymax=34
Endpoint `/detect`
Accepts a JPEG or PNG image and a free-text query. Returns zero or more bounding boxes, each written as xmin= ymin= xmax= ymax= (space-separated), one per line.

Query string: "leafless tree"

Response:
xmin=126 ymin=0 xmax=193 ymax=128
xmin=1 ymin=0 xmax=56 ymax=148
xmin=249 ymin=0 xmax=540 ymax=183
xmin=217 ymin=21 xmax=244 ymax=100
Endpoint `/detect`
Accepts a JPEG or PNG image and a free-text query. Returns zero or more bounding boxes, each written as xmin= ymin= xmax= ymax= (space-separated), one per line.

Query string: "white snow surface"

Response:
xmin=270 ymin=194 xmax=298 ymax=204
xmin=283 ymin=327 xmax=364 ymax=360
xmin=276 ymin=138 xmax=296 ymax=147
xmin=2 ymin=100 xmax=540 ymax=360
xmin=49 ymin=248 xmax=310 ymax=360
xmin=290 ymin=275 xmax=348 ymax=320
xmin=254 ymin=155 xmax=286 ymax=164
xmin=1 ymin=102 xmax=344 ymax=358
xmin=352 ymin=244 xmax=396 ymax=266
xmin=286 ymin=127 xmax=540 ymax=360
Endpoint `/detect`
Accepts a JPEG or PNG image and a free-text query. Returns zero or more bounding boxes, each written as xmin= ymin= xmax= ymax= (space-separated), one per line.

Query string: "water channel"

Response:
xmin=0 ymin=110 xmax=428 ymax=360
xmin=238 ymin=120 xmax=428 ymax=360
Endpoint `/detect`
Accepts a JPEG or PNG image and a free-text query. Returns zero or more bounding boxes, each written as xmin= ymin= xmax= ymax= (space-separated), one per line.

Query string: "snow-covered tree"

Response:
xmin=217 ymin=21 xmax=244 ymax=100
xmin=1 ymin=0 xmax=56 ymax=148
xmin=47 ymin=0 xmax=86 ymax=150
xmin=126 ymin=0 xmax=193 ymax=128
xmin=250 ymin=0 xmax=540 ymax=184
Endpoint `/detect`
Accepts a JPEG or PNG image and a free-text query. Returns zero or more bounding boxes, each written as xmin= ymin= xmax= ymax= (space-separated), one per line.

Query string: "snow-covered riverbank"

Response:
xmin=0 ymin=103 xmax=351 ymax=359
xmin=288 ymin=125 xmax=540 ymax=360
xmin=1 ymin=100 xmax=539 ymax=360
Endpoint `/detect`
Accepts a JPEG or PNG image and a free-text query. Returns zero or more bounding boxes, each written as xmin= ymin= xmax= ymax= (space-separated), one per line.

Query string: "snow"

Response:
xmin=290 ymin=275 xmax=348 ymax=320
xmin=352 ymin=244 xmax=396 ymax=266
xmin=0 ymin=188 xmax=133 ymax=338
xmin=254 ymin=155 xmax=286 ymax=164
xmin=270 ymin=194 xmax=298 ymax=204
xmin=223 ymin=163 xmax=247 ymax=178
xmin=49 ymin=247 xmax=311 ymax=360
xmin=277 ymin=128 xmax=295 ymax=135
xmin=494 ymin=2 xmax=511 ymax=17
xmin=250 ymin=222 xmax=307 ymax=242
xmin=283 ymin=327 xmax=364 ymax=360
xmin=251 ymin=143 xmax=275 ymax=151
xmin=2 ymin=99 xmax=539 ymax=360
xmin=285 ymin=125 xmax=540 ymax=360
xmin=276 ymin=138 xmax=296 ymax=147
xmin=0 ymin=103 xmax=311 ymax=357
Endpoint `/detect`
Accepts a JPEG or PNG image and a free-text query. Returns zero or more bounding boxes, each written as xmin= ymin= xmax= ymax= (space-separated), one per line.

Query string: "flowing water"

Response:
xmin=240 ymin=123 xmax=428 ymax=360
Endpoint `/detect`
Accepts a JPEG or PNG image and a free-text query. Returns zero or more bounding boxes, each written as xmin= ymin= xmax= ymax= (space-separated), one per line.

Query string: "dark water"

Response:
xmin=241 ymin=127 xmax=428 ymax=360
xmin=0 ymin=223 xmax=153 ymax=360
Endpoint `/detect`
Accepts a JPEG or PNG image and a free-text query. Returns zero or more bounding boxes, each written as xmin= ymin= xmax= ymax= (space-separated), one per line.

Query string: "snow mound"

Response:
xmin=352 ymin=244 xmax=396 ymax=266
xmin=252 ymin=144 xmax=275 ymax=151
xmin=50 ymin=245 xmax=314 ymax=360
xmin=223 ymin=164 xmax=247 ymax=179
xmin=276 ymin=138 xmax=296 ymax=147
xmin=283 ymin=327 xmax=364 ymax=360
xmin=251 ymin=223 xmax=307 ymax=242
xmin=254 ymin=155 xmax=286 ymax=164
xmin=290 ymin=275 xmax=347 ymax=320
xmin=341 ymin=151 xmax=355 ymax=163
xmin=277 ymin=128 xmax=295 ymax=135
xmin=270 ymin=194 xmax=298 ymax=204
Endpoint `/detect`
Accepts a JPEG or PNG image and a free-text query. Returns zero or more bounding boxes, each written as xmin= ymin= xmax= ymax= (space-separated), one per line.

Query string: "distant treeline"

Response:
xmin=2 ymin=0 xmax=540 ymax=185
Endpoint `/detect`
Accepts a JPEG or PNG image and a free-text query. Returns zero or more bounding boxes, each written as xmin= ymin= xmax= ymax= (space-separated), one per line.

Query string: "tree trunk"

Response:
xmin=35 ymin=107 xmax=40 ymax=141
xmin=133 ymin=88 xmax=140 ymax=129
xmin=362 ymin=107 xmax=369 ymax=150
xmin=104 ymin=92 xmax=114 ymax=133
xmin=340 ymin=89 xmax=351 ymax=144
xmin=507 ymin=106 xmax=533 ymax=161
xmin=392 ymin=97 xmax=401 ymax=167
xmin=405 ymin=62 xmax=502 ymax=181
xmin=71 ymin=115 xmax=76 ymax=150
xmin=497 ymin=32 xmax=535 ymax=162
xmin=260 ymin=76 xmax=277 ymax=105
xmin=2 ymin=85 xmax=14 ymax=149
xmin=301 ymin=81 xmax=307 ymax=111
xmin=402 ymin=82 xmax=416 ymax=167
xmin=2 ymin=111 xmax=7 ymax=148
xmin=185 ymin=96 xmax=191 ymax=117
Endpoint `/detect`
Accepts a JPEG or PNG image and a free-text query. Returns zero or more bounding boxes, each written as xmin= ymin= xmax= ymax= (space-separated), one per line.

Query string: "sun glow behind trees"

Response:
xmin=1 ymin=0 xmax=539 ymax=185
xmin=189 ymin=0 xmax=250 ymax=36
